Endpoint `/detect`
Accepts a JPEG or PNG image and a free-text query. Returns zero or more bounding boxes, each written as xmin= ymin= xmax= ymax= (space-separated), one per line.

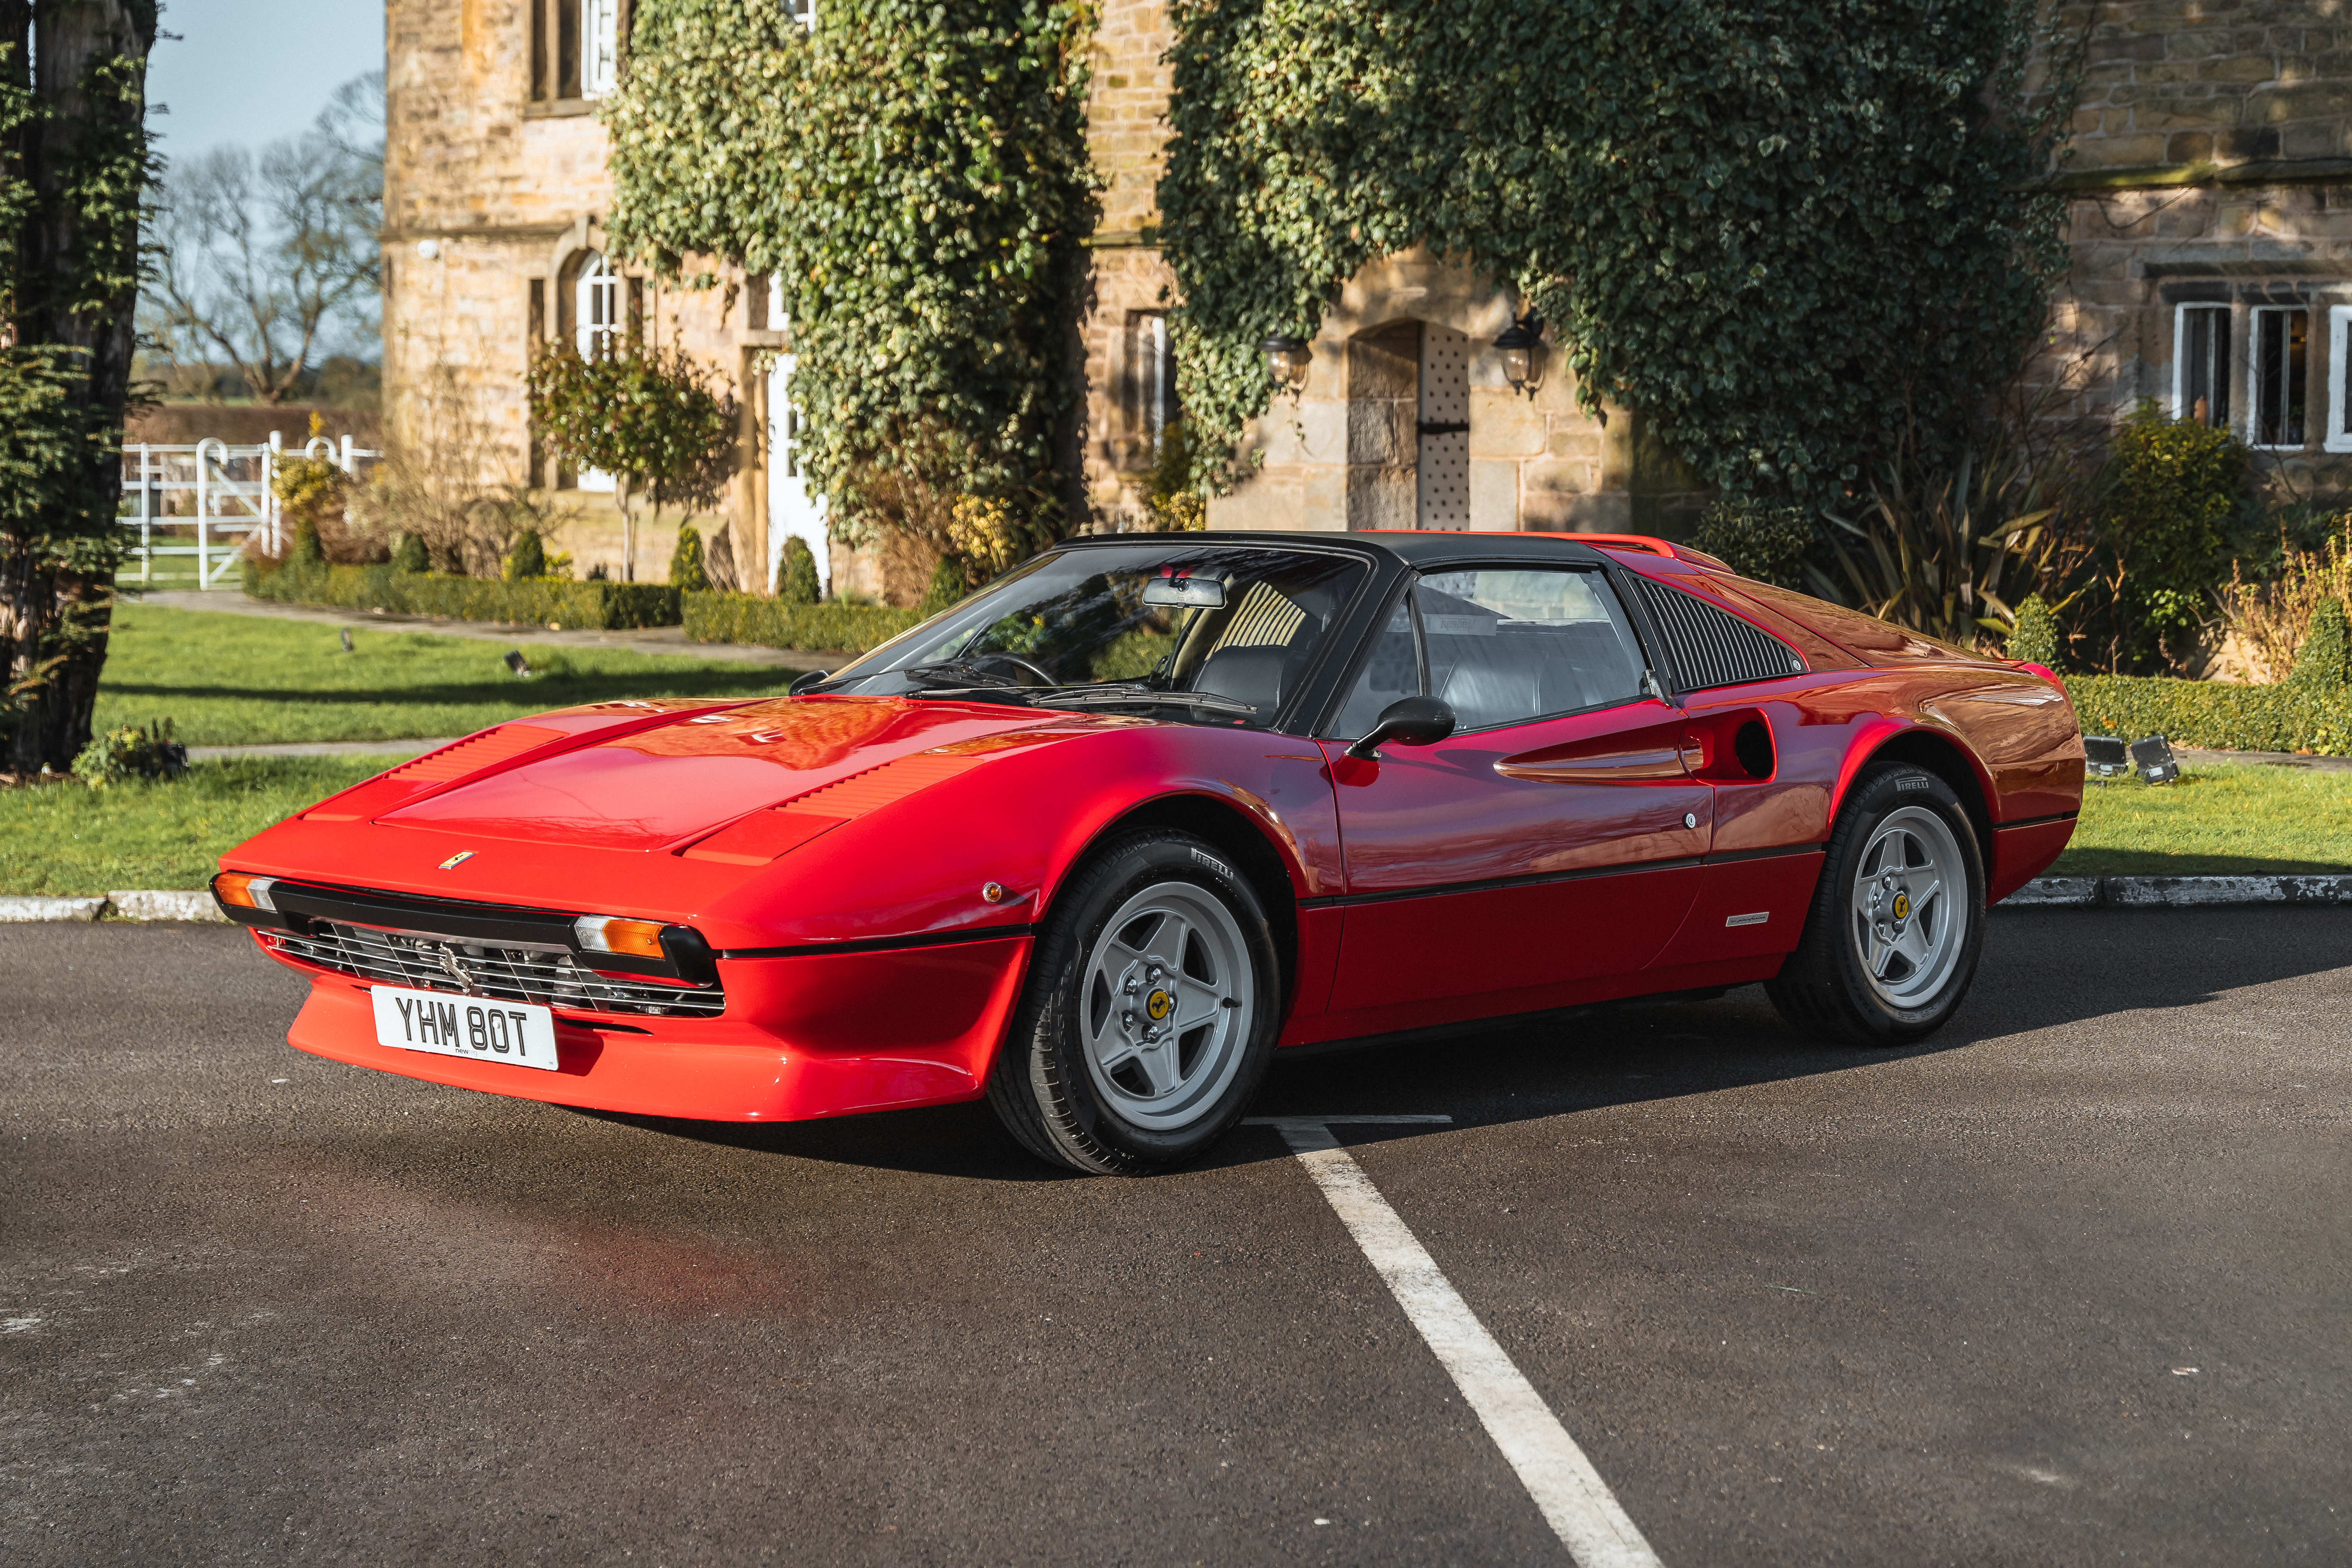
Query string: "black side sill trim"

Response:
xmin=1297 ymin=841 xmax=1831 ymax=910
xmin=722 ymin=924 xmax=1037 ymax=961
xmin=1998 ymin=811 xmax=2081 ymax=831
xmin=1703 ymin=841 xmax=1828 ymax=865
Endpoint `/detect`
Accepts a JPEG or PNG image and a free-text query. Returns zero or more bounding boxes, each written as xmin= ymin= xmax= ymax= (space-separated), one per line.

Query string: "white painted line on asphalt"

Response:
xmin=1247 ymin=1116 xmax=1664 ymax=1568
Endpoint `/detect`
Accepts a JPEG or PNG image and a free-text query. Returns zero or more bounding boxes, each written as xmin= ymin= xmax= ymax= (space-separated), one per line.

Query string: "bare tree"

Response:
xmin=140 ymin=72 xmax=381 ymax=404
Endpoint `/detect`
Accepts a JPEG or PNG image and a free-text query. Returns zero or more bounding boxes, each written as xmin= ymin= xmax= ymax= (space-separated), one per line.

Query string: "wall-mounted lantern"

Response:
xmin=1260 ymin=335 xmax=1312 ymax=397
xmin=1493 ymin=315 xmax=1545 ymax=397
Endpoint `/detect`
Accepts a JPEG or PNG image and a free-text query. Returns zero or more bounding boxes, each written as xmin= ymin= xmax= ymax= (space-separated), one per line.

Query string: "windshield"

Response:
xmin=816 ymin=544 xmax=1370 ymax=726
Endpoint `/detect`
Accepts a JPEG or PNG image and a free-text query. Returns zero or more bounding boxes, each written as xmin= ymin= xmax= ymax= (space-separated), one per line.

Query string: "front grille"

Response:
xmin=266 ymin=920 xmax=725 ymax=1018
xmin=1632 ymin=576 xmax=1805 ymax=691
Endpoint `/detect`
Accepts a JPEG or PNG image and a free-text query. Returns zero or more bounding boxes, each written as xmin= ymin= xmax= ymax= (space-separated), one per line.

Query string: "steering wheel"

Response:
xmin=968 ymin=651 xmax=1057 ymax=687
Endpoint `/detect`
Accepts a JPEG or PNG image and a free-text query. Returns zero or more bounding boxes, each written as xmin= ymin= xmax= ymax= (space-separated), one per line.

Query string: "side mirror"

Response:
xmin=1346 ymin=696 xmax=1457 ymax=760
xmin=788 ymin=669 xmax=833 ymax=696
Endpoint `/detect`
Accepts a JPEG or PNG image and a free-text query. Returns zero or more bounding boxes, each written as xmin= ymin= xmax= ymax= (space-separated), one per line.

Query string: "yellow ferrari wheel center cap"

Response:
xmin=1146 ymin=989 xmax=1173 ymax=1022
xmin=1892 ymin=892 xmax=1911 ymax=921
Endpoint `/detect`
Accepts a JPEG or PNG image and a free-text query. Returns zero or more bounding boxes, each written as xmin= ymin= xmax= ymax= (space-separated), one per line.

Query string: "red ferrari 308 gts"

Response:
xmin=214 ymin=531 xmax=2084 ymax=1173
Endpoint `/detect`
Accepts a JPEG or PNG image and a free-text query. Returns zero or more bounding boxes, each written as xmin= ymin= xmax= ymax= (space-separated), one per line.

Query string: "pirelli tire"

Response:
xmin=1766 ymin=761 xmax=1988 ymax=1047
xmin=987 ymin=828 xmax=1282 ymax=1176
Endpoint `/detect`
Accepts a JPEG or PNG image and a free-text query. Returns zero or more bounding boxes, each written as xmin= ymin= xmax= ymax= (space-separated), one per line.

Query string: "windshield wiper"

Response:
xmin=900 ymin=659 xmax=1025 ymax=689
xmin=1035 ymin=685 xmax=1257 ymax=716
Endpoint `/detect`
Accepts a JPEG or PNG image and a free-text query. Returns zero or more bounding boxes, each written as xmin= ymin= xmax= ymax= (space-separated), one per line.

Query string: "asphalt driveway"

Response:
xmin=3 ymin=909 xmax=2346 ymax=1565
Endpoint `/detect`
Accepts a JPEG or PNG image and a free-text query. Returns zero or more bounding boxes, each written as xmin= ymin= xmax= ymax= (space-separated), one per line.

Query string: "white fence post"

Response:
xmin=194 ymin=437 xmax=216 ymax=590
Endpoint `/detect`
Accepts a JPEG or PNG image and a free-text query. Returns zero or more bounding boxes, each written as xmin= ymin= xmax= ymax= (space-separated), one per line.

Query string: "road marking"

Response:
xmin=1247 ymin=1116 xmax=1663 ymax=1568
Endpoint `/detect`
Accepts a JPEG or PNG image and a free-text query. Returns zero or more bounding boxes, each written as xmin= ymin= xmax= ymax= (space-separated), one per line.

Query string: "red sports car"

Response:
xmin=214 ymin=532 xmax=2083 ymax=1173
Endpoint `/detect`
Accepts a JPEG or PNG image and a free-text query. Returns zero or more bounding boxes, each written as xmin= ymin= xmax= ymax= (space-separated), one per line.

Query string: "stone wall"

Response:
xmin=2042 ymin=1 xmax=2352 ymax=498
xmin=383 ymin=0 xmax=771 ymax=586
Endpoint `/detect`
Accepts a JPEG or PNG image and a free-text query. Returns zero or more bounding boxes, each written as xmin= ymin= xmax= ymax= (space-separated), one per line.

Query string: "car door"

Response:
xmin=1318 ymin=564 xmax=1713 ymax=1029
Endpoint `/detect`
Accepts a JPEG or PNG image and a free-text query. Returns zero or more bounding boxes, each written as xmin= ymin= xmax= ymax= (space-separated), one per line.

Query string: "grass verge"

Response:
xmin=0 ymin=758 xmax=385 ymax=896
xmin=96 ymin=603 xmax=790 ymax=746
xmin=2049 ymin=762 xmax=2352 ymax=877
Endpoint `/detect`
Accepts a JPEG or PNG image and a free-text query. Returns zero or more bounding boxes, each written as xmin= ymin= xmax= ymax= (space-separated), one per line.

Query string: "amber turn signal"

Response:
xmin=213 ymin=872 xmax=278 ymax=912
xmin=573 ymin=914 xmax=670 ymax=960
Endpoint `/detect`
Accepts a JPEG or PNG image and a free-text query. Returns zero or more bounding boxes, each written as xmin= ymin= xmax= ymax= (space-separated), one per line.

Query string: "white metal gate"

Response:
xmin=118 ymin=431 xmax=381 ymax=589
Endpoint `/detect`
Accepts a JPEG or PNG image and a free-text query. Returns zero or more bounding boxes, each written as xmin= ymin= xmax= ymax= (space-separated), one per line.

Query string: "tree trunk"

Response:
xmin=619 ymin=476 xmax=636 ymax=583
xmin=2 ymin=0 xmax=155 ymax=776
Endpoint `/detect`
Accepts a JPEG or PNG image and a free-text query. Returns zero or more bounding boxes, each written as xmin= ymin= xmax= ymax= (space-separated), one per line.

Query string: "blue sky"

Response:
xmin=148 ymin=0 xmax=384 ymax=165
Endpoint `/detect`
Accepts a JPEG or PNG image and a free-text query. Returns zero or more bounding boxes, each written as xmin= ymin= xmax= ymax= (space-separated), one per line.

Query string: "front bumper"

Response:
xmin=269 ymin=933 xmax=1034 ymax=1122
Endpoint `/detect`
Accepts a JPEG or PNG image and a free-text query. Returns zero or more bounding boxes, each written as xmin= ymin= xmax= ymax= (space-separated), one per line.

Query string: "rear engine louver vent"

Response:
xmin=1630 ymin=578 xmax=1803 ymax=691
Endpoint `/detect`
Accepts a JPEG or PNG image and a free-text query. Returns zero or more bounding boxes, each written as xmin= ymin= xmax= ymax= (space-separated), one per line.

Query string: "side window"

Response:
xmin=2174 ymin=303 xmax=2229 ymax=428
xmin=1419 ymin=568 xmax=1646 ymax=731
xmin=2251 ymin=304 xmax=2308 ymax=449
xmin=1327 ymin=567 xmax=1647 ymax=738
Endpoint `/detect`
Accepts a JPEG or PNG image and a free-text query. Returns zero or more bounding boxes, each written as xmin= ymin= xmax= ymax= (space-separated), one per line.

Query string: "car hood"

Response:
xmin=374 ymin=696 xmax=1111 ymax=852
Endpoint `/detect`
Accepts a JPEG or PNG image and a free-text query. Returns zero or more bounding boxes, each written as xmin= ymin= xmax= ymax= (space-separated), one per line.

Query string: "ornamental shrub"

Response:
xmin=391 ymin=532 xmax=429 ymax=575
xmin=252 ymin=562 xmax=682 ymax=630
xmin=2289 ymin=597 xmax=2350 ymax=692
xmin=1693 ymin=500 xmax=1815 ymax=590
xmin=919 ymin=558 xmax=969 ymax=618
xmin=2064 ymin=675 xmax=2352 ymax=757
xmin=780 ymin=535 xmax=822 ymax=606
xmin=1157 ymin=0 xmax=2080 ymax=504
xmin=2097 ymin=403 xmax=2246 ymax=671
xmin=526 ymin=342 xmax=737 ymax=582
xmin=2007 ymin=593 xmax=2062 ymax=671
xmin=668 ymin=524 xmax=710 ymax=592
xmin=71 ymin=718 xmax=186 ymax=788
xmin=504 ymin=529 xmax=547 ymax=582
xmin=603 ymin=0 xmax=1096 ymax=547
xmin=682 ymin=590 xmax=923 ymax=653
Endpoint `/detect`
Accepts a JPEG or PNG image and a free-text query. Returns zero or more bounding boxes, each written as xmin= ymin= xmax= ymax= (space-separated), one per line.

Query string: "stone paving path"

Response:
xmin=129 ymin=589 xmax=834 ymax=671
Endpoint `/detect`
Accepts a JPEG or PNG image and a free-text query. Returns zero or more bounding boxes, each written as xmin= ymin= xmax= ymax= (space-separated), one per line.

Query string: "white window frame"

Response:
xmin=574 ymin=252 xmax=619 ymax=492
xmin=2328 ymin=305 xmax=2352 ymax=452
xmin=2247 ymin=303 xmax=2310 ymax=451
xmin=581 ymin=0 xmax=620 ymax=98
xmin=2171 ymin=302 xmax=2230 ymax=426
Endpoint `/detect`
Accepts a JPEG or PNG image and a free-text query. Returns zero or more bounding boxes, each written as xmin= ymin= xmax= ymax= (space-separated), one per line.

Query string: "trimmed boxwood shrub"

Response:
xmin=683 ymin=590 xmax=924 ymax=654
xmin=252 ymin=562 xmax=682 ymax=630
xmin=2064 ymin=675 xmax=2352 ymax=757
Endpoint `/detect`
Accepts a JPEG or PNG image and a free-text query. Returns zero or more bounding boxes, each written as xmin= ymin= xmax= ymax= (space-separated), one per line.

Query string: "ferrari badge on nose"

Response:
xmin=438 ymin=851 xmax=475 ymax=870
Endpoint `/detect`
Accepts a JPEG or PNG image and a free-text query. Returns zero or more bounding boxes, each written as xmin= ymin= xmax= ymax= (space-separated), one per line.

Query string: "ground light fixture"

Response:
xmin=1261 ymin=335 xmax=1312 ymax=397
xmin=1493 ymin=314 xmax=1546 ymax=395
xmin=2084 ymin=736 xmax=2130 ymax=779
xmin=2131 ymin=734 xmax=2180 ymax=785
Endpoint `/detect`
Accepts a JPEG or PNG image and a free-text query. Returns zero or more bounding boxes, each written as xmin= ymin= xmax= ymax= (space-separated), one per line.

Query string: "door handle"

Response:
xmin=1416 ymin=420 xmax=1469 ymax=436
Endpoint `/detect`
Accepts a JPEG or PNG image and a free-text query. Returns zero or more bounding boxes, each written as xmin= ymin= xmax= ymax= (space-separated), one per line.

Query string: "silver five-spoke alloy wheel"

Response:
xmin=1079 ymin=880 xmax=1254 ymax=1132
xmin=1849 ymin=804 xmax=1966 ymax=1008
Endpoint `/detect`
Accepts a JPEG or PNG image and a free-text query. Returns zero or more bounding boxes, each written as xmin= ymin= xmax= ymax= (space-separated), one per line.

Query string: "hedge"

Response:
xmin=2065 ymin=676 xmax=2352 ymax=757
xmin=682 ymin=590 xmax=926 ymax=654
xmin=249 ymin=562 xmax=682 ymax=630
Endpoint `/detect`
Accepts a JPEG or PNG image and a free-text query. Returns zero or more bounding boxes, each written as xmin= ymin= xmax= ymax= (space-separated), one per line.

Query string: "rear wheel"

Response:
xmin=987 ymin=830 xmax=1279 ymax=1174
xmin=1766 ymin=762 xmax=1986 ymax=1046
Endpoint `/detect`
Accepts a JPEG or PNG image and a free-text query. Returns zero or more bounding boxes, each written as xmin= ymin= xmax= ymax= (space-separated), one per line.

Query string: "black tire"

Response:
xmin=987 ymin=829 xmax=1281 ymax=1174
xmin=1765 ymin=761 xmax=1987 ymax=1047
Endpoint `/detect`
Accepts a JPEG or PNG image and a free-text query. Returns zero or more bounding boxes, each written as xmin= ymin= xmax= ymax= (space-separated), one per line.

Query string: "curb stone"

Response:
xmin=0 ymin=895 xmax=107 ymax=922
xmin=106 ymin=890 xmax=228 ymax=923
xmin=0 ymin=892 xmax=225 ymax=923
xmin=2004 ymin=874 xmax=2352 ymax=908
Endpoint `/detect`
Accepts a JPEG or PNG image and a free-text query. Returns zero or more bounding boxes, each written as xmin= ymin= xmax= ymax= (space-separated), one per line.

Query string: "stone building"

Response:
xmin=382 ymin=1 xmax=2341 ymax=598
xmin=2049 ymin=0 xmax=2352 ymax=497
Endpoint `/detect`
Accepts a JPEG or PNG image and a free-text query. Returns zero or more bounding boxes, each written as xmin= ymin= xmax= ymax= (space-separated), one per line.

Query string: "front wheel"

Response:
xmin=1765 ymin=762 xmax=1987 ymax=1046
xmin=987 ymin=830 xmax=1280 ymax=1174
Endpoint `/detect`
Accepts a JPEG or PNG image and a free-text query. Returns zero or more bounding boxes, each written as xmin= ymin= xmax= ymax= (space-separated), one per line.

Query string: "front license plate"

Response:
xmin=369 ymin=985 xmax=561 ymax=1072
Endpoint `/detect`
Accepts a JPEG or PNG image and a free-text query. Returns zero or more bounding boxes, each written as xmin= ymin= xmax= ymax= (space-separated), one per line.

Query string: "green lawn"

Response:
xmin=2050 ymin=762 xmax=2352 ymax=877
xmin=0 ymin=757 xmax=386 ymax=896
xmin=95 ymin=603 xmax=792 ymax=746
